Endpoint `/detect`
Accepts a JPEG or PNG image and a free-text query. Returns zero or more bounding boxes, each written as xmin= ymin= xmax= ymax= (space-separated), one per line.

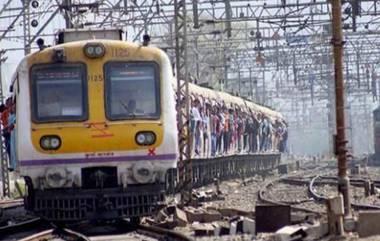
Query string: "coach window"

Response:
xmin=104 ymin=62 xmax=160 ymax=120
xmin=31 ymin=64 xmax=87 ymax=122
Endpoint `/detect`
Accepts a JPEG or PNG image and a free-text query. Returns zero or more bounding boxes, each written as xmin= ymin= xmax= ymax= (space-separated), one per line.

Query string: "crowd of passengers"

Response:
xmin=182 ymin=96 xmax=288 ymax=158
xmin=0 ymin=92 xmax=289 ymax=172
xmin=0 ymin=97 xmax=16 ymax=171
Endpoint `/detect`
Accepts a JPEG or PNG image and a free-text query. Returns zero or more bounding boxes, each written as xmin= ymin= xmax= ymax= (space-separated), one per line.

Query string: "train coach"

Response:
xmin=9 ymin=30 xmax=178 ymax=222
xmin=7 ymin=29 xmax=285 ymax=222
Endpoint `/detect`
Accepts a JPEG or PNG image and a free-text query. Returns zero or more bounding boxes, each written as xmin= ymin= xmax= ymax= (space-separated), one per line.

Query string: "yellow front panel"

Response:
xmin=28 ymin=41 xmax=165 ymax=154
xmin=32 ymin=122 xmax=163 ymax=153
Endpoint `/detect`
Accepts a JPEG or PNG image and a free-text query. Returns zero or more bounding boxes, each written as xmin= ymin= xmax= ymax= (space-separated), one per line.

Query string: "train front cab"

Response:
xmin=15 ymin=40 xmax=178 ymax=222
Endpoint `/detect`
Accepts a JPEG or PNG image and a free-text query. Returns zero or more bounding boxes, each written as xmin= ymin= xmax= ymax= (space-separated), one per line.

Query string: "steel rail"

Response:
xmin=0 ymin=198 xmax=23 ymax=208
xmin=18 ymin=227 xmax=90 ymax=241
xmin=258 ymin=164 xmax=335 ymax=215
xmin=0 ymin=154 xmax=280 ymax=240
xmin=309 ymin=176 xmax=380 ymax=210
xmin=0 ymin=217 xmax=43 ymax=239
xmin=258 ymin=180 xmax=325 ymax=215
xmin=137 ymin=223 xmax=193 ymax=241
xmin=281 ymin=176 xmax=373 ymax=188
xmin=17 ymin=229 xmax=55 ymax=241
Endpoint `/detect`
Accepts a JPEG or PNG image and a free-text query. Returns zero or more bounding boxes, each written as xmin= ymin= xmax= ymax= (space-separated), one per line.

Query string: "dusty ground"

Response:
xmin=188 ymin=165 xmax=380 ymax=241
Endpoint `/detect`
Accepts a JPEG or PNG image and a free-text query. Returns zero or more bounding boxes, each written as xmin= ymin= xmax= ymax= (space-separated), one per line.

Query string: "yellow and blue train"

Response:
xmin=11 ymin=31 xmax=178 ymax=221
xmin=9 ymin=29 xmax=284 ymax=222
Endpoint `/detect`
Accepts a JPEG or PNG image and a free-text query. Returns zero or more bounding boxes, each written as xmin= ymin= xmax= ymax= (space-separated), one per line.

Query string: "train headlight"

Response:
xmin=40 ymin=135 xmax=61 ymax=150
xmin=84 ymin=43 xmax=105 ymax=58
xmin=136 ymin=133 xmax=146 ymax=144
xmin=135 ymin=131 xmax=156 ymax=146
xmin=132 ymin=162 xmax=155 ymax=183
xmin=52 ymin=48 xmax=66 ymax=62
xmin=45 ymin=167 xmax=68 ymax=188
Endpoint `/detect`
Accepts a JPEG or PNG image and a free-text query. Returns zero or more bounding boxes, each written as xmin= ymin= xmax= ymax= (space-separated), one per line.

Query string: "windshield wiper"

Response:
xmin=119 ymin=99 xmax=136 ymax=118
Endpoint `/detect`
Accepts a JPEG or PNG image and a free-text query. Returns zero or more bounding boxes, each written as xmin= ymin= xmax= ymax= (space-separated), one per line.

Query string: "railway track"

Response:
xmin=1 ymin=219 xmax=193 ymax=241
xmin=0 ymin=199 xmax=45 ymax=240
xmin=260 ymin=166 xmax=380 ymax=217
xmin=309 ymin=175 xmax=380 ymax=210
xmin=0 ymin=198 xmax=194 ymax=240
xmin=0 ymin=199 xmax=23 ymax=208
xmin=0 ymin=154 xmax=280 ymax=240
xmin=0 ymin=198 xmax=25 ymax=224
xmin=135 ymin=223 xmax=193 ymax=241
xmin=258 ymin=180 xmax=326 ymax=215
xmin=257 ymin=164 xmax=331 ymax=215
xmin=19 ymin=227 xmax=90 ymax=241
xmin=0 ymin=218 xmax=52 ymax=241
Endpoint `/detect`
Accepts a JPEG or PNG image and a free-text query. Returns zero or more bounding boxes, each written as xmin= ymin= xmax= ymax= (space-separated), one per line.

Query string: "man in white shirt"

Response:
xmin=190 ymin=99 xmax=201 ymax=155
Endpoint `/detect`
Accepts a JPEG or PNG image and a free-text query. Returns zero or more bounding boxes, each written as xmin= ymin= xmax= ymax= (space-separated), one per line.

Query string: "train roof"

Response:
xmin=11 ymin=38 xmax=284 ymax=123
xmin=10 ymin=39 xmax=168 ymax=86
xmin=174 ymin=80 xmax=284 ymax=122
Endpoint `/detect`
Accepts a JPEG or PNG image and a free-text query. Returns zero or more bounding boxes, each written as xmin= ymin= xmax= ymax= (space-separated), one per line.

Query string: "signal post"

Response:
xmin=331 ymin=0 xmax=352 ymax=217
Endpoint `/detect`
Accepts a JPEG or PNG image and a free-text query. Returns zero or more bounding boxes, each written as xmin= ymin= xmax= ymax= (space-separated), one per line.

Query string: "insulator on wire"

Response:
xmin=373 ymin=71 xmax=378 ymax=100
xmin=224 ymin=0 xmax=232 ymax=38
xmin=31 ymin=19 xmax=38 ymax=27
xmin=192 ymin=0 xmax=199 ymax=28
xmin=123 ymin=0 xmax=128 ymax=13
xmin=351 ymin=0 xmax=361 ymax=16
xmin=372 ymin=79 xmax=377 ymax=101
xmin=31 ymin=0 xmax=39 ymax=8
xmin=367 ymin=68 xmax=370 ymax=91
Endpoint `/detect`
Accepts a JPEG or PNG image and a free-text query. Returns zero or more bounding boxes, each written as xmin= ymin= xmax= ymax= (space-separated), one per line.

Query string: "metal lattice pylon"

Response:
xmin=0 ymin=50 xmax=10 ymax=198
xmin=22 ymin=0 xmax=31 ymax=55
xmin=174 ymin=0 xmax=192 ymax=204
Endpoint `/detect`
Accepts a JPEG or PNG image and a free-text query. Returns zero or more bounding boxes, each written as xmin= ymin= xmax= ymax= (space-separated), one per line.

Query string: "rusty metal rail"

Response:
xmin=278 ymin=174 xmax=380 ymax=211
xmin=281 ymin=176 xmax=369 ymax=188
xmin=18 ymin=227 xmax=90 ymax=241
xmin=0 ymin=217 xmax=42 ymax=234
xmin=61 ymin=220 xmax=193 ymax=241
xmin=309 ymin=176 xmax=380 ymax=210
xmin=258 ymin=164 xmax=334 ymax=215
xmin=3 ymin=218 xmax=193 ymax=241
xmin=0 ymin=198 xmax=23 ymax=207
xmin=1 ymin=153 xmax=281 ymax=240
xmin=0 ymin=218 xmax=91 ymax=241
xmin=137 ymin=223 xmax=193 ymax=241
xmin=258 ymin=180 xmax=325 ymax=215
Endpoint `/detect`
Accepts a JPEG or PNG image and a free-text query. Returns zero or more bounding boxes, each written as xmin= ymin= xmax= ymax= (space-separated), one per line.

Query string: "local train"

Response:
xmin=8 ymin=29 xmax=284 ymax=222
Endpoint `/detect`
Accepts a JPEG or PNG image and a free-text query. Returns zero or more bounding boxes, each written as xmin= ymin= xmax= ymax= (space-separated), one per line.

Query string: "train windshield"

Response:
xmin=105 ymin=62 xmax=160 ymax=120
xmin=31 ymin=64 xmax=87 ymax=122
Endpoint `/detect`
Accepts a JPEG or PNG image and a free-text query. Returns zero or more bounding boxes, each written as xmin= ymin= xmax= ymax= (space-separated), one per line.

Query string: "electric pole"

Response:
xmin=0 ymin=50 xmax=9 ymax=198
xmin=331 ymin=0 xmax=351 ymax=217
xmin=174 ymin=0 xmax=192 ymax=204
